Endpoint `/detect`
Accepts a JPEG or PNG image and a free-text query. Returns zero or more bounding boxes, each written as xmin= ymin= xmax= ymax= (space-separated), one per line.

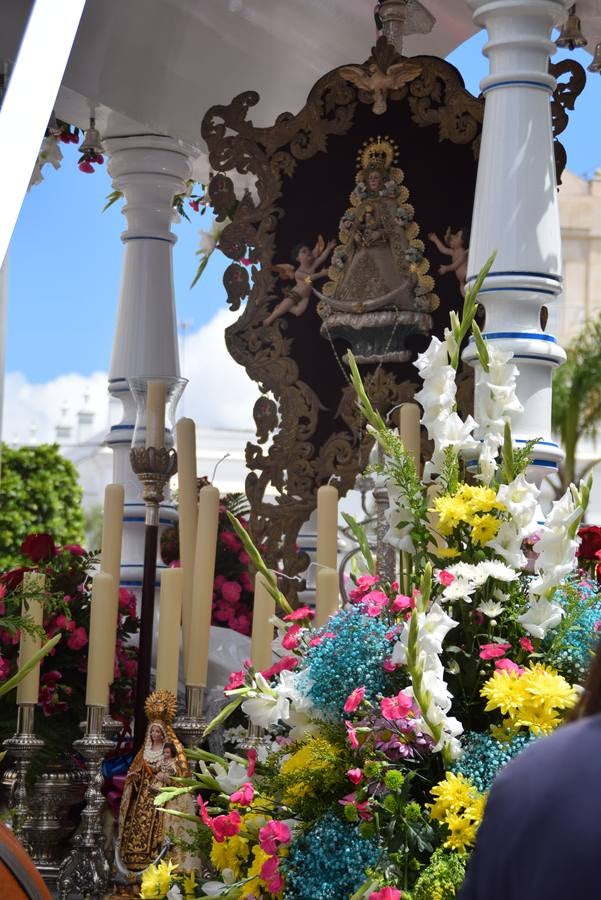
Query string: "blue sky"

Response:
xmin=6 ymin=33 xmax=601 ymax=386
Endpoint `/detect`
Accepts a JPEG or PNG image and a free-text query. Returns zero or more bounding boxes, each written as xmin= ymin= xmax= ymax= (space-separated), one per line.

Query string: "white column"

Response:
xmin=104 ymin=134 xmax=191 ymax=591
xmin=464 ymin=0 xmax=570 ymax=484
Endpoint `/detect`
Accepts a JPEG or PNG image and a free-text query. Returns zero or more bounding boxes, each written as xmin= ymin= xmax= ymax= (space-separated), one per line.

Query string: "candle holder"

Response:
xmin=128 ymin=375 xmax=187 ymax=753
xmin=2 ymin=704 xmax=44 ymax=843
xmin=173 ymin=685 xmax=205 ymax=748
xmin=56 ymin=705 xmax=113 ymax=900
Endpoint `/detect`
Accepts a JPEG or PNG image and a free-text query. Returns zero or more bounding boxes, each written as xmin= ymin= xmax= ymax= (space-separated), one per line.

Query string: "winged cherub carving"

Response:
xmin=264 ymin=235 xmax=335 ymax=327
xmin=339 ymin=58 xmax=422 ymax=115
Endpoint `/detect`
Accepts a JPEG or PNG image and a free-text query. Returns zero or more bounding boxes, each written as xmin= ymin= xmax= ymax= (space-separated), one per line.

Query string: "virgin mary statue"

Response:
xmin=116 ymin=691 xmax=197 ymax=877
xmin=315 ymin=136 xmax=438 ymax=363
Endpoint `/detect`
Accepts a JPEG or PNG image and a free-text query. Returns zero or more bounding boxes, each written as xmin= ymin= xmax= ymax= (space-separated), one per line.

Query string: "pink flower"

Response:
xmin=438 ymin=570 xmax=455 ymax=587
xmin=247 ymin=748 xmax=257 ymax=778
xmin=260 ymin=855 xmax=284 ymax=893
xmin=479 ymin=642 xmax=511 ymax=660
xmin=282 ymin=624 xmax=302 ymax=650
xmin=0 ymin=657 xmax=10 ymax=681
xmin=238 ymin=551 xmax=250 ymax=566
xmin=284 ymin=606 xmax=315 ymax=622
xmin=214 ymin=574 xmax=226 ymax=590
xmin=309 ymin=632 xmax=335 ymax=647
xmin=64 ymin=544 xmax=86 ymax=556
xmin=495 ymin=658 xmax=524 ymax=674
xmin=221 ymin=580 xmax=242 ymax=604
xmin=41 ymin=670 xmax=61 ymax=686
xmin=67 ymin=626 xmax=88 ymax=650
xmin=54 ymin=614 xmax=75 ymax=633
xmin=519 ymin=637 xmax=534 ymax=653
xmin=239 ymin=572 xmax=252 ymax=592
xmin=362 ymin=590 xmax=389 ymax=617
xmin=391 ymin=594 xmax=413 ymax=612
xmin=343 ymin=686 xmax=365 ymax=714
xmin=220 ymin=531 xmax=242 ymax=552
xmin=345 ymin=720 xmax=359 ymax=749
xmin=259 ymin=820 xmax=291 ymax=855
xmin=123 ymin=659 xmax=137 ymax=679
xmin=349 ymin=574 xmax=380 ymax=601
xmin=380 ymin=691 xmax=413 ymax=721
xmin=382 ymin=658 xmax=399 ymax=673
xmin=347 ymin=768 xmax=363 ymax=785
xmin=262 ymin=656 xmax=299 ymax=679
xmin=369 ymin=889 xmax=403 ymax=900
xmin=211 ymin=810 xmax=242 ymax=842
xmin=230 ymin=782 xmax=254 ymax=806
xmin=225 ymin=669 xmax=246 ymax=692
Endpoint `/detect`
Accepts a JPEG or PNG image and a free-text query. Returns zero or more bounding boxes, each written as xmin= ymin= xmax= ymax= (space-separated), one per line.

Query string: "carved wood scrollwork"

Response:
xmin=201 ymin=39 xmax=583 ymax=597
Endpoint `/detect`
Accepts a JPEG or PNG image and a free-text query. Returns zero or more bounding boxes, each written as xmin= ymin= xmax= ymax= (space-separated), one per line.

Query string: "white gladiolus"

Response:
xmin=517 ymin=597 xmax=564 ymax=639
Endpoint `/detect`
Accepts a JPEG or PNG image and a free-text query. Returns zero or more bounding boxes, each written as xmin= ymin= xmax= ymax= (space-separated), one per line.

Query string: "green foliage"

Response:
xmin=552 ymin=313 xmax=601 ymax=491
xmin=83 ymin=504 xmax=103 ymax=552
xmin=413 ymin=848 xmax=467 ymax=900
xmin=0 ymin=444 xmax=84 ymax=569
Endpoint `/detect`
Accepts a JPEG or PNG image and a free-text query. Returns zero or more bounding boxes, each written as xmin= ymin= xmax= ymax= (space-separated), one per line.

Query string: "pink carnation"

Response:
xmin=258 ymin=820 xmax=291 ymax=855
xmin=260 ymin=855 xmax=284 ymax=894
xmin=380 ymin=691 xmax=413 ymax=721
xmin=519 ymin=637 xmax=534 ymax=653
xmin=343 ymin=686 xmax=365 ymax=714
xmin=345 ymin=720 xmax=359 ymax=749
xmin=349 ymin=573 xmax=380 ymax=601
xmin=369 ymin=889 xmax=403 ymax=900
xmin=282 ymin=624 xmax=302 ymax=650
xmin=224 ymin=669 xmax=246 ymax=692
xmin=438 ymin=570 xmax=455 ymax=587
xmin=309 ymin=632 xmax=335 ymax=647
xmin=283 ymin=606 xmax=315 ymax=622
xmin=247 ymin=747 xmax=257 ymax=778
xmin=211 ymin=810 xmax=242 ymax=842
xmin=262 ymin=656 xmax=299 ymax=679
xmin=495 ymin=658 xmax=524 ymax=674
xmin=391 ymin=593 xmax=412 ymax=612
xmin=220 ymin=531 xmax=242 ymax=553
xmin=230 ymin=782 xmax=254 ymax=806
xmin=67 ymin=626 xmax=88 ymax=650
xmin=479 ymin=642 xmax=511 ymax=660
xmin=221 ymin=580 xmax=242 ymax=603
xmin=347 ymin=768 xmax=363 ymax=785
xmin=362 ymin=590 xmax=389 ymax=617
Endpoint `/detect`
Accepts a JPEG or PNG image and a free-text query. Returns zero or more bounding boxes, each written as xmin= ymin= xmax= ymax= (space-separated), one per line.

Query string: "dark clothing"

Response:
xmin=460 ymin=714 xmax=601 ymax=899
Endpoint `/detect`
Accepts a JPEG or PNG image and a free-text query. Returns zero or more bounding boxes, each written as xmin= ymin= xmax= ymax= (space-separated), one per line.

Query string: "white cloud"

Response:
xmin=1 ymin=309 xmax=259 ymax=445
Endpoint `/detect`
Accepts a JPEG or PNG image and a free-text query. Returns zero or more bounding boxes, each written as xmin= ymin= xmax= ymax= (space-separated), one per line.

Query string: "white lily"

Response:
xmin=518 ymin=597 xmax=564 ymax=639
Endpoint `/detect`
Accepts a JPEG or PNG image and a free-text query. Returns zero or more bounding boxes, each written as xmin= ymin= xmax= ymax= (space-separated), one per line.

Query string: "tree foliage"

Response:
xmin=0 ymin=444 xmax=84 ymax=569
xmin=552 ymin=315 xmax=601 ymax=495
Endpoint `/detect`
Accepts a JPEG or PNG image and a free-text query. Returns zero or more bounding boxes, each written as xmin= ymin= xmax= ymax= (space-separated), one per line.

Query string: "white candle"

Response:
xmin=400 ymin=403 xmax=421 ymax=475
xmin=156 ymin=567 xmax=183 ymax=696
xmin=85 ymin=572 xmax=116 ymax=707
xmin=187 ymin=484 xmax=220 ymax=687
xmin=99 ymin=483 xmax=124 ymax=586
xmin=146 ymin=380 xmax=166 ymax=449
xmin=250 ymin=573 xmax=275 ymax=672
xmin=16 ymin=573 xmax=45 ymax=705
xmin=317 ymin=484 xmax=338 ymax=571
xmin=315 ymin=567 xmax=339 ymax=628
xmin=175 ymin=418 xmax=198 ymax=675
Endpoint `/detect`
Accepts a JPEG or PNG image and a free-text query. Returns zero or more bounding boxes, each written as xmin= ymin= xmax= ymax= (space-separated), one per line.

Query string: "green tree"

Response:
xmin=552 ymin=315 xmax=601 ymax=495
xmin=0 ymin=444 xmax=85 ymax=569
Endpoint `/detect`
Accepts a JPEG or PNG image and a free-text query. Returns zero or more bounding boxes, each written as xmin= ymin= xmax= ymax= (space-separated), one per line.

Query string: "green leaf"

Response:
xmin=102 ymin=189 xmax=123 ymax=213
xmin=226 ymin=512 xmax=292 ymax=614
xmin=190 ymin=254 xmax=210 ymax=289
xmin=0 ymin=634 xmax=61 ymax=699
xmin=342 ymin=513 xmax=375 ymax=575
xmin=203 ymin=696 xmax=244 ymax=737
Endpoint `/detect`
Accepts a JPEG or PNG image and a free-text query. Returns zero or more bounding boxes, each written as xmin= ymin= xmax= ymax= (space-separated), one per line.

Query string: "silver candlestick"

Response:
xmin=2 ymin=703 xmax=44 ymax=843
xmin=57 ymin=705 xmax=113 ymax=900
xmin=173 ymin=685 xmax=205 ymax=748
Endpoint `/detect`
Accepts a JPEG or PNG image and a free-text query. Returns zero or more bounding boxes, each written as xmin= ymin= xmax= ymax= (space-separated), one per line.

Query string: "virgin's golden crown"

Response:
xmin=144 ymin=689 xmax=177 ymax=724
xmin=358 ymin=136 xmax=398 ymax=172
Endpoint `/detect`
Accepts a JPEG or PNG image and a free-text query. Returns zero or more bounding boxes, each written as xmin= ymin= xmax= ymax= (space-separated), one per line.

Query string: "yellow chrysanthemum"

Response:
xmin=428 ymin=772 xmax=478 ymax=821
xmin=431 ymin=495 xmax=469 ymax=536
xmin=481 ymin=664 xmax=578 ymax=736
xmin=435 ymin=547 xmax=461 ymax=559
xmin=470 ymin=514 xmax=501 ymax=545
xmin=240 ymin=845 xmax=272 ymax=899
xmin=456 ymin=484 xmax=506 ymax=517
xmin=210 ymin=834 xmax=250 ymax=879
xmin=464 ymin=793 xmax=487 ymax=826
xmin=140 ymin=860 xmax=178 ymax=899
xmin=182 ymin=872 xmax=198 ymax=898
xmin=443 ymin=812 xmax=479 ymax=853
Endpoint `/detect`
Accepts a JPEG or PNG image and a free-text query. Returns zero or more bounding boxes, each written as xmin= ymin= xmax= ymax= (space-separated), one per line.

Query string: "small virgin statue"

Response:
xmin=315 ymin=136 xmax=438 ymax=363
xmin=116 ymin=691 xmax=197 ymax=877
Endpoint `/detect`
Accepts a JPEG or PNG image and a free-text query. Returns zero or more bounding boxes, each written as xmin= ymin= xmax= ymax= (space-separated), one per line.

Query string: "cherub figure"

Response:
xmin=428 ymin=226 xmax=470 ymax=296
xmin=264 ymin=236 xmax=335 ymax=326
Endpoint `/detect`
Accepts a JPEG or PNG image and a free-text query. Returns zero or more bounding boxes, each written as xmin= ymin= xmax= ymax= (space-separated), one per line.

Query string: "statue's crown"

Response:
xmin=358 ymin=136 xmax=398 ymax=171
xmin=144 ymin=689 xmax=177 ymax=724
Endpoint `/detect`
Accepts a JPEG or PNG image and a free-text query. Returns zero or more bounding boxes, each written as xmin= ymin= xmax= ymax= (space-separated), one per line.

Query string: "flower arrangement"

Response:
xmin=0 ymin=533 xmax=139 ymax=769
xmin=149 ymin=259 xmax=601 ymax=899
xmin=161 ymin=492 xmax=254 ymax=637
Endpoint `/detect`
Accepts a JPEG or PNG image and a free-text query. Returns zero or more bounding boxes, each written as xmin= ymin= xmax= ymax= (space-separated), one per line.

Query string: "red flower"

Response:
xmin=282 ymin=624 xmax=302 ymax=651
xmin=220 ymin=531 xmax=242 ymax=553
xmin=247 ymin=747 xmax=257 ymax=778
xmin=0 ymin=657 xmax=10 ymax=681
xmin=189 ymin=199 xmax=200 ymax=212
xmin=67 ymin=626 xmax=88 ymax=650
xmin=224 ymin=669 xmax=246 ymax=692
xmin=221 ymin=580 xmax=242 ymax=604
xmin=261 ymin=656 xmax=299 ymax=679
xmin=283 ymin=606 xmax=315 ymax=622
xmin=20 ymin=533 xmax=56 ymax=563
xmin=63 ymin=544 xmax=86 ymax=557
xmin=369 ymin=889 xmax=403 ymax=900
xmin=578 ymin=525 xmax=601 ymax=560
xmin=345 ymin=720 xmax=359 ymax=749
xmin=346 ymin=768 xmax=363 ymax=785
xmin=211 ymin=810 xmax=241 ymax=843
xmin=519 ymin=637 xmax=534 ymax=653
xmin=78 ymin=161 xmax=94 ymax=173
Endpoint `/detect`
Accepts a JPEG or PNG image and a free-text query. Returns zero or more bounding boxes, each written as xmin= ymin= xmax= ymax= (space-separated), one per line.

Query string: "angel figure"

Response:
xmin=264 ymin=236 xmax=335 ymax=327
xmin=428 ymin=226 xmax=470 ymax=296
xmin=339 ymin=58 xmax=422 ymax=115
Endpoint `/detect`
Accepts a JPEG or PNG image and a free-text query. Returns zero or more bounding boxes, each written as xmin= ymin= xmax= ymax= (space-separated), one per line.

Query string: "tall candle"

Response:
xmin=85 ymin=572 xmax=116 ymax=707
xmin=146 ymin=380 xmax=166 ymax=449
xmin=99 ymin=483 xmax=124 ymax=586
xmin=156 ymin=567 xmax=183 ymax=696
xmin=250 ymin=573 xmax=275 ymax=672
xmin=176 ymin=418 xmax=198 ymax=674
xmin=400 ymin=403 xmax=421 ymax=475
xmin=316 ymin=484 xmax=338 ymax=571
xmin=186 ymin=484 xmax=220 ymax=687
xmin=315 ymin=566 xmax=339 ymax=628
xmin=16 ymin=572 xmax=45 ymax=705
